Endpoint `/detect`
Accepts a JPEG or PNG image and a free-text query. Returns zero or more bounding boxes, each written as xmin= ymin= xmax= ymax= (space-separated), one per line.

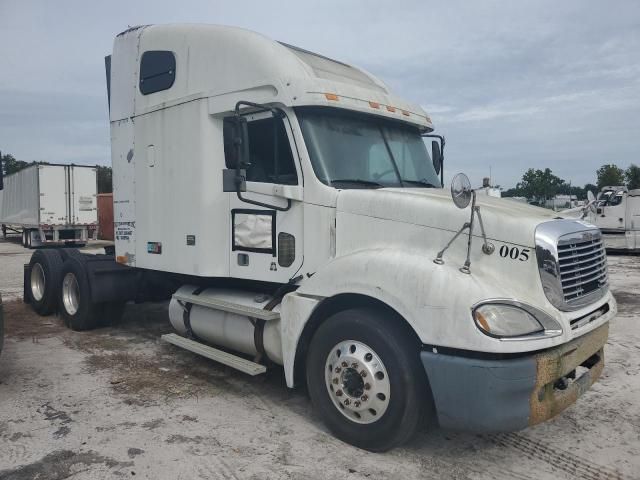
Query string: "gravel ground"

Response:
xmin=0 ymin=237 xmax=639 ymax=480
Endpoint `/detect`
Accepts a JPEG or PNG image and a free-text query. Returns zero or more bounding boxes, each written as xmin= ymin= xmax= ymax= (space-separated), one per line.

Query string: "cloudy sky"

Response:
xmin=1 ymin=0 xmax=639 ymax=188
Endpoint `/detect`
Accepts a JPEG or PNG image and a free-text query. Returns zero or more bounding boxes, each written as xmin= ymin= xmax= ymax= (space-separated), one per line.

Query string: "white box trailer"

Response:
xmin=0 ymin=164 xmax=97 ymax=248
xmin=23 ymin=24 xmax=616 ymax=451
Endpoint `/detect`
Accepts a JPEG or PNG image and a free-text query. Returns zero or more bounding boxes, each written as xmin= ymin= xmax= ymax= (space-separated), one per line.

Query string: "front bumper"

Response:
xmin=420 ymin=322 xmax=608 ymax=432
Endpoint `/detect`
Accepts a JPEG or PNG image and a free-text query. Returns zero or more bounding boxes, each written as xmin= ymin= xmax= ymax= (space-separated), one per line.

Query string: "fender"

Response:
xmin=280 ymin=247 xmax=586 ymax=387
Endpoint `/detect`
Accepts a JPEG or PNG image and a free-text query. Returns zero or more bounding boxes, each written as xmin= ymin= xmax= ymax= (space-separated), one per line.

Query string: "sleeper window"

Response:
xmin=224 ymin=116 xmax=298 ymax=185
xmin=139 ymin=51 xmax=176 ymax=95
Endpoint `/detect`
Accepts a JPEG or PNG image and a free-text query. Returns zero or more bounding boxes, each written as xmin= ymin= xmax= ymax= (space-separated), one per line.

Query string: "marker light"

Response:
xmin=369 ymin=101 xmax=380 ymax=109
xmin=386 ymin=106 xmax=396 ymax=112
xmin=324 ymin=93 xmax=339 ymax=101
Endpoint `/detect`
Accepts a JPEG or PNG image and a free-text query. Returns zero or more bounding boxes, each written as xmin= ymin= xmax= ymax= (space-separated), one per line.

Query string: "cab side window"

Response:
xmin=223 ymin=117 xmax=298 ymax=185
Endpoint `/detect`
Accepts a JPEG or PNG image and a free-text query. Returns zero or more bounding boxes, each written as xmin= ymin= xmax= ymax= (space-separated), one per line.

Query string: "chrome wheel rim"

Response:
xmin=324 ymin=340 xmax=390 ymax=424
xmin=30 ymin=263 xmax=46 ymax=301
xmin=62 ymin=272 xmax=80 ymax=315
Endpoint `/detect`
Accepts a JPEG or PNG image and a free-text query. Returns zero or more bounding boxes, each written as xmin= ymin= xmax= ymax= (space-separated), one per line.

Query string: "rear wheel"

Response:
xmin=59 ymin=257 xmax=100 ymax=331
xmin=306 ymin=308 xmax=431 ymax=451
xmin=27 ymin=249 xmax=63 ymax=315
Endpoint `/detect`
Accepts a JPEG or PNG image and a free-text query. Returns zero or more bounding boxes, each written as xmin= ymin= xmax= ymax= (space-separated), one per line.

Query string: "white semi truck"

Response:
xmin=24 ymin=24 xmax=615 ymax=451
xmin=592 ymin=186 xmax=640 ymax=252
xmin=0 ymin=164 xmax=97 ymax=248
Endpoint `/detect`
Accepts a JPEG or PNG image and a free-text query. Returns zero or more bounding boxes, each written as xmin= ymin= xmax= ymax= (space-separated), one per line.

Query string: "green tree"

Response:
xmin=596 ymin=164 xmax=625 ymax=190
xmin=1 ymin=152 xmax=32 ymax=175
xmin=517 ymin=168 xmax=565 ymax=203
xmin=625 ymin=164 xmax=640 ymax=190
xmin=97 ymin=165 xmax=113 ymax=193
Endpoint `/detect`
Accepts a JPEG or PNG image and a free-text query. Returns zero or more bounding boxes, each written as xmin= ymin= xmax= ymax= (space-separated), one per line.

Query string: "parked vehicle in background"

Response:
xmin=0 ymin=164 xmax=97 ymax=248
xmin=591 ymin=186 xmax=640 ymax=252
xmin=563 ymin=187 xmax=640 ymax=253
xmin=24 ymin=24 xmax=616 ymax=451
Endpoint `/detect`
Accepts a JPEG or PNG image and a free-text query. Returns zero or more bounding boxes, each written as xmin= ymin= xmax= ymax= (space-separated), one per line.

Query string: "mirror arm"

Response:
xmin=232 ymin=101 xmax=291 ymax=212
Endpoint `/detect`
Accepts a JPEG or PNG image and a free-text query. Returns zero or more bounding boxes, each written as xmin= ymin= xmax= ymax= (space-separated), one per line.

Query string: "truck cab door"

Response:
xmin=226 ymin=111 xmax=304 ymax=283
xmin=598 ymin=190 xmax=626 ymax=231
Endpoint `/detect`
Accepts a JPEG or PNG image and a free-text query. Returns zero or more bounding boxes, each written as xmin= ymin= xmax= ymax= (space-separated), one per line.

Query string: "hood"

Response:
xmin=336 ymin=188 xmax=563 ymax=247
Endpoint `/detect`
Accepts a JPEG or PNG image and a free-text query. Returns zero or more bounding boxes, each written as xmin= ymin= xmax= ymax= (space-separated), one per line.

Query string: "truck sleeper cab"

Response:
xmin=24 ymin=24 xmax=616 ymax=451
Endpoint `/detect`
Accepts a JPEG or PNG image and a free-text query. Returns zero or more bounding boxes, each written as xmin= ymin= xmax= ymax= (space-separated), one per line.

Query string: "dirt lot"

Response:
xmin=0 ymin=237 xmax=639 ymax=480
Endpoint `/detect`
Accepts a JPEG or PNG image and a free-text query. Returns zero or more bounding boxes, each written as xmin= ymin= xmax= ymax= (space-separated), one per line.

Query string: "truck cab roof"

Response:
xmin=108 ymin=24 xmax=433 ymax=131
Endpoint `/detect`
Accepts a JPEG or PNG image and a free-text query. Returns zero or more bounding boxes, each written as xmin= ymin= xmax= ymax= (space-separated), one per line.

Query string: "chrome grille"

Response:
xmin=557 ymin=235 xmax=607 ymax=305
xmin=536 ymin=220 xmax=609 ymax=311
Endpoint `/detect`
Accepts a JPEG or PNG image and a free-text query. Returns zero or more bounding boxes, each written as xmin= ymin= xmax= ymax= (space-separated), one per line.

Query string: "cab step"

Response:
xmin=161 ymin=333 xmax=266 ymax=375
xmin=172 ymin=292 xmax=280 ymax=321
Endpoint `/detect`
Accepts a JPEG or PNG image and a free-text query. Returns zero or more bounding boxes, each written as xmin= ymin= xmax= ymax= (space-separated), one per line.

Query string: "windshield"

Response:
xmin=297 ymin=107 xmax=441 ymax=189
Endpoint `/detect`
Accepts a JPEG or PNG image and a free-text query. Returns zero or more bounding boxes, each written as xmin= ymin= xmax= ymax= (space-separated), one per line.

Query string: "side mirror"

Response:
xmin=431 ymin=141 xmax=442 ymax=175
xmin=225 ymin=116 xmax=250 ymax=170
xmin=222 ymin=116 xmax=249 ymax=193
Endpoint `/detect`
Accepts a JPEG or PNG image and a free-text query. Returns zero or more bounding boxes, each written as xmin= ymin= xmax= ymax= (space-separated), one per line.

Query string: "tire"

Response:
xmin=306 ymin=308 xmax=431 ymax=451
xmin=27 ymin=249 xmax=63 ymax=315
xmin=26 ymin=230 xmax=32 ymax=249
xmin=22 ymin=229 xmax=27 ymax=248
xmin=58 ymin=257 xmax=100 ymax=331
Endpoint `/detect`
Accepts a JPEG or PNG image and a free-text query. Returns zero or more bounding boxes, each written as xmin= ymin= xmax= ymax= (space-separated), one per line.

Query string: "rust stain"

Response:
xmin=529 ymin=322 xmax=608 ymax=426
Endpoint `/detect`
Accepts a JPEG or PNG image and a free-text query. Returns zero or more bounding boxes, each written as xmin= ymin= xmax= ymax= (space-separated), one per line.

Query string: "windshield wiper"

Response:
xmin=400 ymin=179 xmax=439 ymax=188
xmin=329 ymin=179 xmax=384 ymax=188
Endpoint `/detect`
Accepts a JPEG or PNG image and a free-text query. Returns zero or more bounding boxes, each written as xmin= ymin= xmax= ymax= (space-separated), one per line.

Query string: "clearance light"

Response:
xmin=402 ymin=110 xmax=410 ymax=116
xmin=324 ymin=93 xmax=339 ymax=101
xmin=369 ymin=101 xmax=380 ymax=109
xmin=116 ymin=255 xmax=128 ymax=264
xmin=386 ymin=106 xmax=396 ymax=112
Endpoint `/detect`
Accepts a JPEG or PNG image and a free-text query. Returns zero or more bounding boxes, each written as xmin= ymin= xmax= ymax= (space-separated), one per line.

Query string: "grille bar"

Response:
xmin=560 ymin=258 xmax=606 ymax=276
xmin=558 ymin=239 xmax=602 ymax=251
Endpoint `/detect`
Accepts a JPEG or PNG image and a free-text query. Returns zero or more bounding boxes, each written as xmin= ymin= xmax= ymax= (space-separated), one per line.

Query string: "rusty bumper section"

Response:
xmin=529 ymin=322 xmax=608 ymax=426
xmin=420 ymin=322 xmax=608 ymax=433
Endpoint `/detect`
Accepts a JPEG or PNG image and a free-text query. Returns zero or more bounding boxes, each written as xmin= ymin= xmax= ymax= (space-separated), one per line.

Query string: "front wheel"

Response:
xmin=306 ymin=308 xmax=431 ymax=451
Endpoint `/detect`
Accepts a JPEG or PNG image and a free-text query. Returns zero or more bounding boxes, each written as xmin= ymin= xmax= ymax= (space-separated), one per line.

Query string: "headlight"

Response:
xmin=473 ymin=304 xmax=544 ymax=338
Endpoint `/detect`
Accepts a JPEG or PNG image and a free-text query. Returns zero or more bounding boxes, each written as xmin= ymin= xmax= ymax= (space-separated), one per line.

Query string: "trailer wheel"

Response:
xmin=25 ymin=230 xmax=32 ymax=249
xmin=21 ymin=229 xmax=27 ymax=248
xmin=27 ymin=249 xmax=63 ymax=315
xmin=59 ymin=257 xmax=99 ymax=331
xmin=306 ymin=308 xmax=430 ymax=451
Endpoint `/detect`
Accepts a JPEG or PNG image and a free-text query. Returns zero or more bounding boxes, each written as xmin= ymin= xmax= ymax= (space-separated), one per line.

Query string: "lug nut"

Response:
xmin=354 ymin=401 xmax=361 ymax=408
xmin=334 ymin=367 xmax=341 ymax=373
xmin=364 ymin=383 xmax=371 ymax=390
xmin=343 ymin=399 xmax=350 ymax=406
xmin=336 ymin=389 xmax=343 ymax=397
xmin=341 ymin=361 xmax=348 ymax=368
xmin=351 ymin=362 xmax=358 ymax=369
xmin=360 ymin=370 xmax=367 ymax=378
xmin=332 ymin=378 xmax=339 ymax=384
xmin=360 ymin=395 xmax=368 ymax=402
